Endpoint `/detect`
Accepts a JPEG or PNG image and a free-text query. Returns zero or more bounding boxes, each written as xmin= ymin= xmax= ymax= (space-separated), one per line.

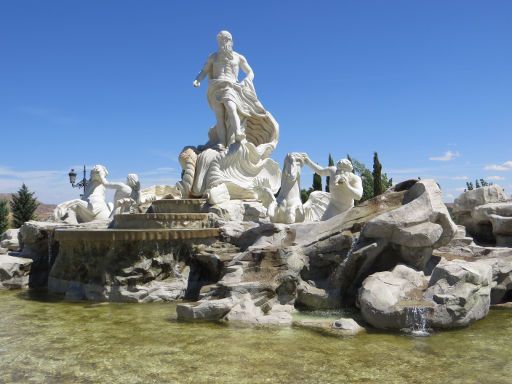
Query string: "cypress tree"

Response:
xmin=475 ymin=179 xmax=481 ymax=189
xmin=312 ymin=173 xmax=322 ymax=191
xmin=10 ymin=183 xmax=39 ymax=228
xmin=372 ymin=152 xmax=383 ymax=197
xmin=347 ymin=154 xmax=354 ymax=173
xmin=0 ymin=200 xmax=9 ymax=234
xmin=326 ymin=153 xmax=334 ymax=192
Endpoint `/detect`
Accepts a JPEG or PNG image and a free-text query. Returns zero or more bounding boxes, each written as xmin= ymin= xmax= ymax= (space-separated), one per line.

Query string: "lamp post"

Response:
xmin=68 ymin=165 xmax=88 ymax=197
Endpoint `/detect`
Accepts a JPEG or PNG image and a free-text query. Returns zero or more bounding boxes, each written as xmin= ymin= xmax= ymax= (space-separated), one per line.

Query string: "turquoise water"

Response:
xmin=1 ymin=290 xmax=511 ymax=383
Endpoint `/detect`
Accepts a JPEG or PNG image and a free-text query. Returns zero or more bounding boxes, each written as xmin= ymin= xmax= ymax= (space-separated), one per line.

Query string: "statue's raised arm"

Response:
xmin=303 ymin=155 xmax=336 ymax=177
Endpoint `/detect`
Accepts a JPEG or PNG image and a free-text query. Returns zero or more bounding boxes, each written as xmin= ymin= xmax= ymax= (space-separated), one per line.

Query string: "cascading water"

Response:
xmin=340 ymin=235 xmax=359 ymax=268
xmin=404 ymin=306 xmax=431 ymax=337
xmin=47 ymin=230 xmax=53 ymax=267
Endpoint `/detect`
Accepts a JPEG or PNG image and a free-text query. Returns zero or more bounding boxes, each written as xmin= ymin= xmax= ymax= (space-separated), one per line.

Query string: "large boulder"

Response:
xmin=223 ymin=294 xmax=293 ymax=325
xmin=294 ymin=317 xmax=365 ymax=337
xmin=425 ymin=259 xmax=492 ymax=328
xmin=358 ymin=264 xmax=429 ymax=330
xmin=0 ymin=254 xmax=33 ymax=289
xmin=359 ymin=259 xmax=493 ymax=330
xmin=177 ymin=297 xmax=238 ymax=321
xmin=361 ymin=180 xmax=457 ymax=267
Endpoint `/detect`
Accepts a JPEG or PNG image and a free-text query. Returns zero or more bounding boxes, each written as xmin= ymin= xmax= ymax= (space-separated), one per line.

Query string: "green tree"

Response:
xmin=348 ymin=156 xmax=373 ymax=203
xmin=312 ymin=173 xmax=322 ymax=191
xmin=466 ymin=181 xmax=474 ymax=191
xmin=475 ymin=179 xmax=481 ymax=189
xmin=325 ymin=153 xmax=334 ymax=192
xmin=300 ymin=188 xmax=312 ymax=204
xmin=372 ymin=152 xmax=383 ymax=197
xmin=0 ymin=200 xmax=9 ymax=234
xmin=480 ymin=178 xmax=492 ymax=187
xmin=10 ymin=184 xmax=39 ymax=228
xmin=347 ymin=155 xmax=393 ymax=203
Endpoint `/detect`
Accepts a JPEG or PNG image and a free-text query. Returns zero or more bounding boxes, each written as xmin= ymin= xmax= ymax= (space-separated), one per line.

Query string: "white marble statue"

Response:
xmin=108 ymin=173 xmax=141 ymax=216
xmin=176 ymin=31 xmax=281 ymax=203
xmin=265 ymin=152 xmax=329 ymax=224
xmin=54 ymin=165 xmax=113 ymax=224
xmin=303 ymin=156 xmax=363 ymax=220
xmin=267 ymin=153 xmax=307 ymax=224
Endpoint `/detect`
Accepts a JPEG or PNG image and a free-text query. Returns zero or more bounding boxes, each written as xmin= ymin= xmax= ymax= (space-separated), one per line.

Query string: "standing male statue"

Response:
xmin=177 ymin=30 xmax=280 ymax=201
xmin=193 ymin=30 xmax=255 ymax=148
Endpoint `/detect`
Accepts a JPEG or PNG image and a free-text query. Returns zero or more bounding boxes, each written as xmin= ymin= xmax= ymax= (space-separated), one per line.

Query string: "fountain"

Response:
xmin=48 ymin=198 xmax=222 ymax=301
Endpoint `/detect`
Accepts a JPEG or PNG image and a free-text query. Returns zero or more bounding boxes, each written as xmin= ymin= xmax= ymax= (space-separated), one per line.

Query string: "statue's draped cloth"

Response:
xmin=183 ymin=78 xmax=281 ymax=200
xmin=206 ymin=78 xmax=278 ymax=151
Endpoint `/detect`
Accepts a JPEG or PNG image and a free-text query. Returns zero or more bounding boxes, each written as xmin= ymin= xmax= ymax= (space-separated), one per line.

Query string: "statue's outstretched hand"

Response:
xmin=193 ymin=80 xmax=200 ymax=88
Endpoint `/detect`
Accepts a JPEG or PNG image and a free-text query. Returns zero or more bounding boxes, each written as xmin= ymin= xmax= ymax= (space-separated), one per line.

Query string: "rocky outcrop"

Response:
xmin=0 ymin=254 xmax=33 ymax=289
xmin=358 ymin=259 xmax=493 ymax=330
xmin=426 ymin=259 xmax=492 ymax=328
xmin=452 ymin=186 xmax=512 ymax=246
xmin=358 ymin=264 xmax=430 ymax=330
xmin=178 ymin=179 xmax=459 ymax=326
xmin=0 ymin=229 xmax=20 ymax=251
xmin=333 ymin=180 xmax=457 ymax=302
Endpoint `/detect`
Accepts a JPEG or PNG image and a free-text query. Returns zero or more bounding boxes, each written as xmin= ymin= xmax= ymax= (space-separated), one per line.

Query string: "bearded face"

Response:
xmin=217 ymin=34 xmax=234 ymax=60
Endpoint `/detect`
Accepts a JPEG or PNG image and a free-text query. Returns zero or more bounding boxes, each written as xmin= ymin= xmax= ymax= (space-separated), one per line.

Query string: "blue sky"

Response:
xmin=0 ymin=0 xmax=511 ymax=204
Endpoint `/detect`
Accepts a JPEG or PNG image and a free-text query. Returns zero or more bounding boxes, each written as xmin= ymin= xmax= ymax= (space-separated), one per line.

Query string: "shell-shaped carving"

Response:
xmin=178 ymin=147 xmax=198 ymax=198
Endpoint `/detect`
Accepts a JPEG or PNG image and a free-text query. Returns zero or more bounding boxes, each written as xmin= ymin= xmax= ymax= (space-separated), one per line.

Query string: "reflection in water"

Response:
xmin=1 ymin=290 xmax=511 ymax=383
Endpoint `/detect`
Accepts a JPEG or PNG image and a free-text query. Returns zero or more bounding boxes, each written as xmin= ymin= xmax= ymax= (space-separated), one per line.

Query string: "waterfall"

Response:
xmin=404 ymin=306 xmax=431 ymax=337
xmin=47 ymin=230 xmax=53 ymax=267
xmin=340 ymin=235 xmax=359 ymax=268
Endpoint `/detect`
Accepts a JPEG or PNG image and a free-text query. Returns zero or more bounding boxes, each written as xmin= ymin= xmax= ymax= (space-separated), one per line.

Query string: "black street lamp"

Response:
xmin=68 ymin=165 xmax=88 ymax=191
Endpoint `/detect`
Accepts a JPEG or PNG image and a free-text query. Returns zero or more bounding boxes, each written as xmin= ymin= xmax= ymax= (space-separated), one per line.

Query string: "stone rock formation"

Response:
xmin=0 ymin=254 xmax=32 ymax=289
xmin=0 ymin=229 xmax=20 ymax=251
xmin=294 ymin=317 xmax=366 ymax=337
xmin=452 ymin=185 xmax=512 ymax=246
xmin=358 ymin=264 xmax=429 ymax=330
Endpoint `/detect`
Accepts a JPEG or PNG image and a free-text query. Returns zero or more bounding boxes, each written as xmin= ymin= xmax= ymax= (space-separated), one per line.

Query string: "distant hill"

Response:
xmin=0 ymin=193 xmax=56 ymax=221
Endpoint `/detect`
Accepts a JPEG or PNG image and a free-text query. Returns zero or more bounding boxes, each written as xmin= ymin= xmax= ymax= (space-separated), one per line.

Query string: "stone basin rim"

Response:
xmin=113 ymin=213 xmax=210 ymax=219
xmin=54 ymin=228 xmax=221 ymax=241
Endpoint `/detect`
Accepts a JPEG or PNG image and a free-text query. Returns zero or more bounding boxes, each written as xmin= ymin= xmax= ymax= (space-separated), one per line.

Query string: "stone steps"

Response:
xmin=150 ymin=199 xmax=208 ymax=214
xmin=112 ymin=213 xmax=211 ymax=230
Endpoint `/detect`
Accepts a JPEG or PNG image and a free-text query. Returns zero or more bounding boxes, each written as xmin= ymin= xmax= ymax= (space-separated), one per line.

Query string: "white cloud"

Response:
xmin=486 ymin=175 xmax=505 ymax=181
xmin=454 ymin=187 xmax=466 ymax=192
xmin=484 ymin=161 xmax=512 ymax=172
xmin=429 ymin=151 xmax=460 ymax=161
xmin=451 ymin=176 xmax=469 ymax=180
